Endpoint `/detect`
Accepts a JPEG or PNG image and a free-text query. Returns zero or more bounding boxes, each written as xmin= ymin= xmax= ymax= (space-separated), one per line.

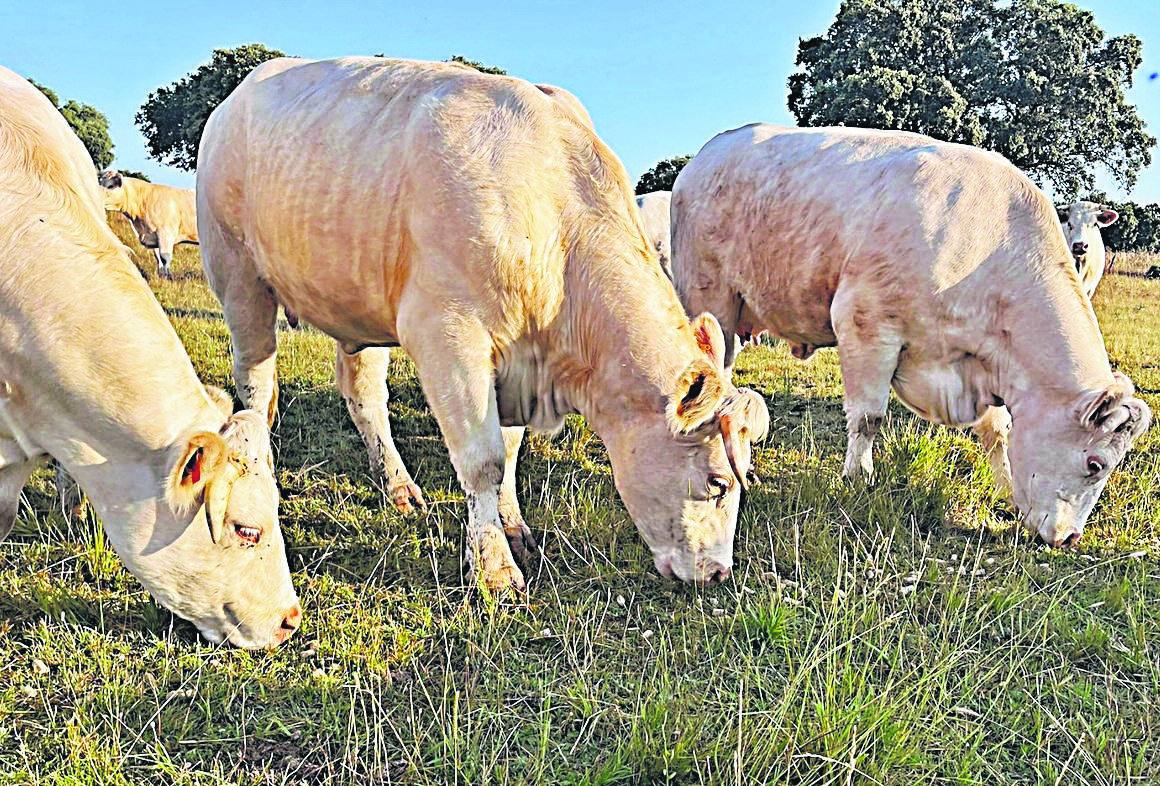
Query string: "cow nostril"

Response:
xmin=274 ymin=604 xmax=302 ymax=644
xmin=1064 ymin=531 xmax=1082 ymax=547
xmin=1072 ymin=243 xmax=1088 ymax=254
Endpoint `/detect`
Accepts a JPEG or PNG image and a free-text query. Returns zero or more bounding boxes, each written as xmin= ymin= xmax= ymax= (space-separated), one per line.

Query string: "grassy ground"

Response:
xmin=1 ymin=217 xmax=1157 ymax=785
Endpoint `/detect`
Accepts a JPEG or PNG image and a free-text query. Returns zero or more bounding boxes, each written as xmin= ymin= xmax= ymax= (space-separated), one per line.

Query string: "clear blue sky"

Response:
xmin=3 ymin=0 xmax=1158 ymax=201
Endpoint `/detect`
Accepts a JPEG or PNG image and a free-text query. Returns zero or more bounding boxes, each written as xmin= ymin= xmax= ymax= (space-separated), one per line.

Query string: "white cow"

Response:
xmin=0 ymin=67 xmax=300 ymax=648
xmin=197 ymin=57 xmax=769 ymax=589
xmin=1058 ymin=201 xmax=1118 ymax=298
xmin=672 ymin=124 xmax=1151 ymax=547
xmin=635 ymin=191 xmax=673 ymax=278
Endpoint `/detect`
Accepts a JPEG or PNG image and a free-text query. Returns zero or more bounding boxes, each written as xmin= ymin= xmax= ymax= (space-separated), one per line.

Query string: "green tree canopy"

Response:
xmin=447 ymin=55 xmax=506 ymax=75
xmin=29 ymin=79 xmax=114 ymax=169
xmin=635 ymin=155 xmax=691 ymax=195
xmin=136 ymin=44 xmax=287 ymax=170
xmin=788 ymin=0 xmax=1155 ymax=197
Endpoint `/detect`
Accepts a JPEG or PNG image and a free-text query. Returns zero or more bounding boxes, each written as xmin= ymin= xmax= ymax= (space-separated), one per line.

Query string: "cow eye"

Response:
xmin=234 ymin=524 xmax=262 ymax=545
xmin=1085 ymin=457 xmax=1106 ymax=478
xmin=707 ymin=474 xmax=731 ymax=507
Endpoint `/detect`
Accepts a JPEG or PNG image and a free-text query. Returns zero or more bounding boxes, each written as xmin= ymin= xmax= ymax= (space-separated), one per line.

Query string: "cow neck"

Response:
xmin=37 ymin=239 xmax=224 ymax=466
xmin=984 ymin=253 xmax=1113 ymax=418
xmin=118 ymin=179 xmax=150 ymax=217
xmin=559 ymin=234 xmax=701 ymax=432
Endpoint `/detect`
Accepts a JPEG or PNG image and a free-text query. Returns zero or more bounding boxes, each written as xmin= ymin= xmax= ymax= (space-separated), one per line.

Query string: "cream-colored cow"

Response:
xmin=635 ymin=191 xmax=673 ymax=279
xmin=1058 ymin=201 xmax=1118 ymax=298
xmin=672 ymin=124 xmax=1150 ymax=547
xmin=0 ymin=67 xmax=300 ymax=648
xmin=198 ymin=57 xmax=769 ymax=589
xmin=98 ymin=171 xmax=198 ymax=279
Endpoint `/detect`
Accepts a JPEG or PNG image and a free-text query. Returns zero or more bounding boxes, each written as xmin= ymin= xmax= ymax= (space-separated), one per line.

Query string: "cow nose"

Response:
xmin=273 ymin=604 xmax=302 ymax=644
xmin=1072 ymin=242 xmax=1088 ymax=255
xmin=1051 ymin=531 xmax=1082 ymax=548
xmin=706 ymin=564 xmax=732 ymax=585
xmin=654 ymin=553 xmax=676 ymax=580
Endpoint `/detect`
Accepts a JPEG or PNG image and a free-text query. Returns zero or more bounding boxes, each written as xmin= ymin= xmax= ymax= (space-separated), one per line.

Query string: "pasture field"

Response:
xmin=1 ymin=217 xmax=1158 ymax=786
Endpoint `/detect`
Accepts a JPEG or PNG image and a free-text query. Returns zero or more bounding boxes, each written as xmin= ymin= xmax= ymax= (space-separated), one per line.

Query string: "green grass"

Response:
xmin=1 ymin=216 xmax=1157 ymax=785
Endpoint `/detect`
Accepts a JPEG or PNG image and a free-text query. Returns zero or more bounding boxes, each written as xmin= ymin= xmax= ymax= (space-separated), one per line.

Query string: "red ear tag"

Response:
xmin=183 ymin=447 xmax=203 ymax=485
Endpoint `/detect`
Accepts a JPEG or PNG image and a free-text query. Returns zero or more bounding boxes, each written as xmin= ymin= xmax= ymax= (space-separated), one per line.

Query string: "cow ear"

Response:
xmin=1096 ymin=209 xmax=1118 ymax=227
xmin=166 ymin=431 xmax=229 ymax=533
xmin=1073 ymin=373 xmax=1135 ymax=431
xmin=667 ymin=359 xmax=725 ymax=434
xmin=690 ymin=313 xmax=727 ymax=370
xmin=100 ymin=170 xmax=122 ymax=189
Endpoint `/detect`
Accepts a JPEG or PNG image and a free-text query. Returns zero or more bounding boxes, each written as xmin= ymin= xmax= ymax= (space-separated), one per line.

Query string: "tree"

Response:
xmin=1135 ymin=203 xmax=1160 ymax=253
xmin=137 ymin=44 xmax=288 ymax=170
xmin=788 ymin=0 xmax=1155 ymax=196
xmin=28 ymin=79 xmax=114 ymax=169
xmin=447 ymin=55 xmax=506 ymax=75
xmin=636 ymin=156 xmax=691 ymax=195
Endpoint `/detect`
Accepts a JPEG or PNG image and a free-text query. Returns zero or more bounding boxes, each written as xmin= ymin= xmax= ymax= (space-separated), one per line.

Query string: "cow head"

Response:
xmin=1058 ymin=201 xmax=1117 ymax=294
xmin=97 ymin=169 xmax=125 ymax=211
xmin=1007 ymin=372 xmax=1151 ymax=546
xmin=145 ymin=407 xmax=300 ymax=648
xmin=601 ymin=314 xmax=770 ymax=583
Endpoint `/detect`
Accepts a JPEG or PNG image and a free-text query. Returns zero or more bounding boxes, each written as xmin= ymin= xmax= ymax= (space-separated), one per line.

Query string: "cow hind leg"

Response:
xmin=336 ymin=345 xmax=426 ymax=514
xmin=499 ymin=426 xmax=535 ymax=560
xmin=972 ymin=405 xmax=1013 ymax=499
xmin=399 ymin=306 xmax=524 ymax=592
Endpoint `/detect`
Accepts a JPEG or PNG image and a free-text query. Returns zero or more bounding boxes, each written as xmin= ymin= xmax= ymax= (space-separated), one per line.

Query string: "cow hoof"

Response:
xmin=389 ymin=480 xmax=427 ymax=515
xmin=504 ymin=518 xmax=538 ymax=562
xmin=466 ymin=530 xmax=527 ymax=594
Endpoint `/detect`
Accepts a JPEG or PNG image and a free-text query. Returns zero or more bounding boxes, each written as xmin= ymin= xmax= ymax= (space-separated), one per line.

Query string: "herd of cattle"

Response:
xmin=0 ymin=57 xmax=1151 ymax=649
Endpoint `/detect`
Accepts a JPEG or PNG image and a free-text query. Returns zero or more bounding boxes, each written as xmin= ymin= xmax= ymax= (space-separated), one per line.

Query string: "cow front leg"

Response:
xmin=499 ymin=426 xmax=535 ymax=560
xmin=53 ymin=461 xmax=86 ymax=520
xmin=221 ymin=278 xmax=279 ymax=427
xmin=155 ymin=232 xmax=175 ymax=279
xmin=972 ymin=405 xmax=1013 ymax=498
xmin=401 ymin=310 xmax=523 ymax=592
xmin=0 ymin=454 xmax=39 ymax=542
xmin=833 ymin=302 xmax=901 ymax=481
xmin=336 ymin=345 xmax=425 ymax=514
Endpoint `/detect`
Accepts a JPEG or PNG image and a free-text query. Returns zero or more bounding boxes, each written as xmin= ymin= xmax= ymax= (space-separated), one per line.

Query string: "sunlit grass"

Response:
xmin=0 ymin=216 xmax=1155 ymax=784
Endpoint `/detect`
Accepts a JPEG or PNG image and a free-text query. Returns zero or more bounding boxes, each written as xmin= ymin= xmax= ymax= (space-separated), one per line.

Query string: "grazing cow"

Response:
xmin=635 ymin=191 xmax=673 ymax=279
xmin=672 ymin=124 xmax=1151 ymax=547
xmin=198 ymin=57 xmax=769 ymax=589
xmin=1058 ymin=201 xmax=1118 ymax=298
xmin=0 ymin=67 xmax=299 ymax=648
xmin=98 ymin=171 xmax=198 ymax=279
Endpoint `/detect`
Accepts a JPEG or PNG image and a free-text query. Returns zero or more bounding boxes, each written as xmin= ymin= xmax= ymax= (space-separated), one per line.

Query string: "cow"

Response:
xmin=0 ymin=66 xmax=300 ymax=648
xmin=98 ymin=170 xmax=198 ymax=279
xmin=1058 ymin=201 xmax=1118 ymax=298
xmin=244 ymin=76 xmax=596 ymax=518
xmin=197 ymin=57 xmax=770 ymax=590
xmin=671 ymin=124 xmax=1151 ymax=547
xmin=635 ymin=191 xmax=673 ymax=279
